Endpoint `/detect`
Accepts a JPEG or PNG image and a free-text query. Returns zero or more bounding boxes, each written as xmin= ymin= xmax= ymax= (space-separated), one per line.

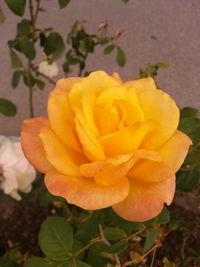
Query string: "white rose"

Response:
xmin=38 ymin=61 xmax=58 ymax=78
xmin=0 ymin=136 xmax=36 ymax=200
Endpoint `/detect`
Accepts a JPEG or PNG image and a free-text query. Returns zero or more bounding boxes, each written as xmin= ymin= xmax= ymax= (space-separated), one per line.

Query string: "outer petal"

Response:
xmin=39 ymin=127 xmax=87 ymax=176
xmin=100 ymin=121 xmax=154 ymax=157
xmin=80 ymin=150 xmax=161 ymax=186
xmin=124 ymin=77 xmax=157 ymax=93
xmin=21 ymin=118 xmax=52 ymax=173
xmin=45 ymin=170 xmax=130 ymax=210
xmin=129 ymin=130 xmax=192 ymax=182
xmin=112 ymin=176 xmax=175 ymax=222
xmin=138 ymin=89 xmax=180 ymax=149
xmin=48 ymin=87 xmax=82 ymax=153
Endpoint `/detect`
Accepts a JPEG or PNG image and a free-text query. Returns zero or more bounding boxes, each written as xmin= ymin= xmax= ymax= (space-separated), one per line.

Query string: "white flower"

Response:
xmin=38 ymin=61 xmax=58 ymax=78
xmin=0 ymin=136 xmax=36 ymax=200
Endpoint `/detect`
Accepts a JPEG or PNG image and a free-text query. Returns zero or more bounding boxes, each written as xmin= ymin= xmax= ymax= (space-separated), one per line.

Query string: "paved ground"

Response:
xmin=1 ymin=0 xmax=200 ymax=135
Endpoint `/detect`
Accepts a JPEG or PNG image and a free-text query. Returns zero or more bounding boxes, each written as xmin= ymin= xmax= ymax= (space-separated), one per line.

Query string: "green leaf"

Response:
xmin=104 ymin=44 xmax=115 ymax=54
xmin=38 ymin=191 xmax=65 ymax=207
xmin=36 ymin=79 xmax=45 ymax=90
xmin=155 ymin=62 xmax=169 ymax=68
xmin=156 ymin=206 xmax=170 ymax=224
xmin=19 ymin=39 xmax=35 ymax=60
xmin=17 ymin=19 xmax=31 ymax=37
xmin=44 ymin=32 xmax=65 ymax=62
xmin=84 ymin=38 xmax=94 ymax=53
xmin=116 ymin=47 xmax=126 ymax=67
xmin=88 ymin=243 xmax=110 ymax=267
xmin=180 ymin=107 xmax=199 ymax=119
xmin=105 ymin=240 xmax=128 ymax=254
xmin=9 ymin=50 xmax=23 ymax=68
xmin=178 ymin=116 xmax=200 ymax=147
xmin=75 ymin=210 xmax=104 ymax=243
xmin=0 ymin=7 xmax=5 ymax=24
xmin=12 ymin=71 xmax=22 ymax=88
xmin=121 ymin=0 xmax=129 ymax=3
xmin=0 ymin=98 xmax=17 ymax=116
xmin=65 ymin=259 xmax=91 ymax=267
xmin=143 ymin=228 xmax=158 ymax=253
xmin=0 ymin=258 xmax=16 ymax=267
xmin=39 ymin=216 xmax=73 ymax=262
xmin=71 ymin=240 xmax=84 ymax=260
xmin=58 ymin=0 xmax=71 ymax=8
xmin=23 ymin=72 xmax=35 ymax=88
xmin=177 ymin=167 xmax=200 ymax=192
xmin=103 ymin=227 xmax=126 ymax=241
xmin=5 ymin=0 xmax=26 ymax=16
xmin=24 ymin=257 xmax=57 ymax=267
xmin=107 ymin=208 xmax=142 ymax=231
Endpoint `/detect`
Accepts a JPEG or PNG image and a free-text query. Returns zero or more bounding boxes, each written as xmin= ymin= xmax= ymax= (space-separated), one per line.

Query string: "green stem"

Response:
xmin=126 ymin=226 xmax=146 ymax=241
xmin=28 ymin=86 xmax=34 ymax=118
xmin=36 ymin=70 xmax=56 ymax=85
xmin=73 ymin=237 xmax=102 ymax=257
xmin=150 ymin=247 xmax=157 ymax=267
xmin=33 ymin=0 xmax=41 ymax=26
xmin=29 ymin=0 xmax=34 ymax=22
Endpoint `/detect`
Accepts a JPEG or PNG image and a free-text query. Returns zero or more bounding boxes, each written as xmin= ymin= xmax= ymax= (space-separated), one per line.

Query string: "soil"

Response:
xmin=0 ymin=193 xmax=51 ymax=256
xmin=0 ymin=190 xmax=200 ymax=266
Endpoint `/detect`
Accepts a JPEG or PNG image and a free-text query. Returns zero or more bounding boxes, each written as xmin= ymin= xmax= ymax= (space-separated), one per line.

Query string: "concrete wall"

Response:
xmin=1 ymin=0 xmax=200 ymax=135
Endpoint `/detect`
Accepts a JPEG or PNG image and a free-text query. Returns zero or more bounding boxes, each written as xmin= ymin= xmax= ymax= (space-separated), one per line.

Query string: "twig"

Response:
xmin=126 ymin=226 xmax=146 ymax=241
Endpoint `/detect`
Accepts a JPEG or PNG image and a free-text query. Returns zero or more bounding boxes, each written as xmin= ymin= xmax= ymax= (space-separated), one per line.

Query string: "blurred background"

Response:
xmin=1 ymin=0 xmax=200 ymax=135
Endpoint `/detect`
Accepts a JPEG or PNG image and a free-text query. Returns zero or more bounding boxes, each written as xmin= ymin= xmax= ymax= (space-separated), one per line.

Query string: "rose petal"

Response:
xmin=137 ymin=89 xmax=180 ymax=149
xmin=94 ymin=104 xmax=120 ymax=135
xmin=80 ymin=153 xmax=133 ymax=177
xmin=100 ymin=121 xmax=154 ymax=157
xmin=39 ymin=127 xmax=87 ymax=176
xmin=21 ymin=118 xmax=52 ymax=173
xmin=124 ymin=77 xmax=156 ymax=93
xmin=94 ymin=150 xmax=161 ymax=186
xmin=45 ymin=169 xmax=130 ymax=210
xmin=69 ymin=71 xmax=120 ymax=102
xmin=112 ymin=176 xmax=175 ymax=222
xmin=75 ymin=111 xmax=105 ymax=161
xmin=54 ymin=77 xmax=82 ymax=93
xmin=129 ymin=130 xmax=192 ymax=183
xmin=48 ymin=88 xmax=82 ymax=153
xmin=111 ymin=72 xmax=123 ymax=83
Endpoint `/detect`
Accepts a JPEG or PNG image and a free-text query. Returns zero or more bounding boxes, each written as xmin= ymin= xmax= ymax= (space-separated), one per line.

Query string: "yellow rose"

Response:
xmin=21 ymin=71 xmax=192 ymax=222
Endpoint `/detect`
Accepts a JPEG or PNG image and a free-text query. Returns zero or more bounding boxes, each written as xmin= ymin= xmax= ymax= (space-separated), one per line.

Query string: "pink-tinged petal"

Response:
xmin=100 ymin=121 xmax=154 ymax=157
xmin=94 ymin=150 xmax=161 ymax=186
xmin=111 ymin=72 xmax=123 ymax=83
xmin=21 ymin=118 xmax=52 ymax=173
xmin=129 ymin=130 xmax=192 ymax=183
xmin=81 ymin=150 xmax=161 ymax=186
xmin=54 ymin=77 xmax=82 ymax=93
xmin=113 ymin=176 xmax=175 ymax=222
xmin=39 ymin=127 xmax=87 ymax=176
xmin=45 ymin=169 xmax=130 ymax=210
xmin=80 ymin=153 xmax=133 ymax=177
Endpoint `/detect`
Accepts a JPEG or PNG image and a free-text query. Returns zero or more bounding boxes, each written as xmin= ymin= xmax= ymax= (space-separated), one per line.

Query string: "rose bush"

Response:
xmin=21 ymin=71 xmax=191 ymax=222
